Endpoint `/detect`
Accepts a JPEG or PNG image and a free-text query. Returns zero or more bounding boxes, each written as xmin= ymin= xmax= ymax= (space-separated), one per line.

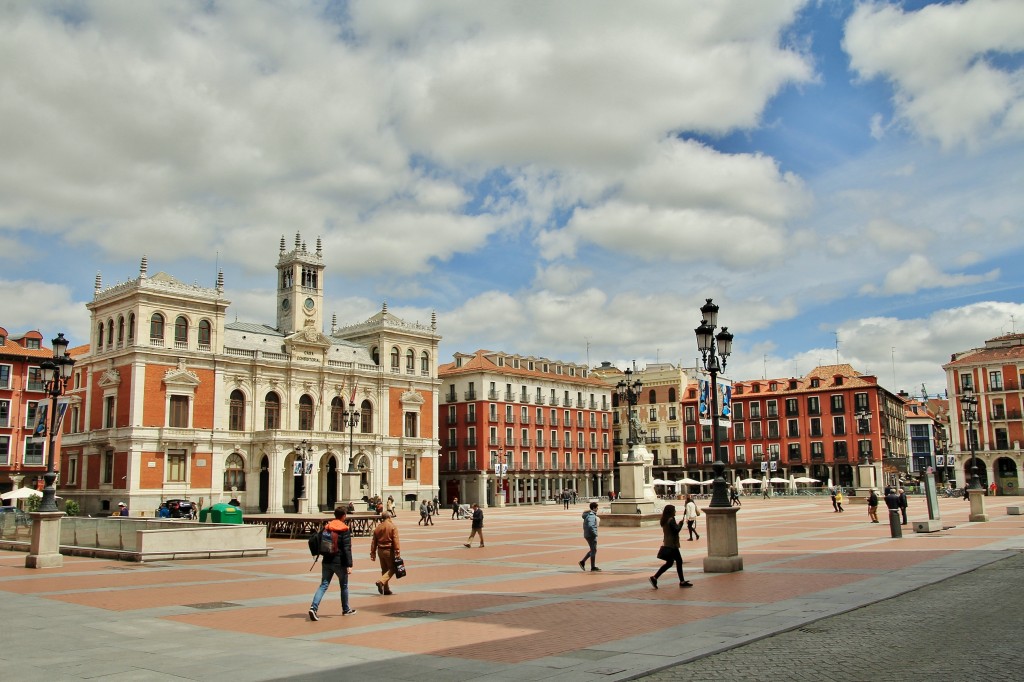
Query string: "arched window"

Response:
xmin=223 ymin=452 xmax=246 ymax=491
xmin=97 ymin=322 xmax=105 ymax=348
xmin=420 ymin=351 xmax=430 ymax=375
xmin=390 ymin=347 xmax=400 ymax=372
xmin=406 ymin=349 xmax=415 ymax=372
xmin=150 ymin=313 xmax=165 ymax=342
xmin=299 ymin=394 xmax=314 ymax=431
xmin=117 ymin=316 xmax=125 ymax=345
xmin=668 ymin=387 xmax=676 ymax=403
xmin=127 ymin=313 xmax=135 ymax=342
xmin=229 ymin=389 xmax=245 ymax=431
xmin=330 ymin=397 xmax=344 ymax=431
xmin=371 ymin=346 xmax=380 ymax=365
xmin=649 ymin=389 xmax=657 ymax=404
xmin=174 ymin=316 xmax=189 ymax=345
xmin=106 ymin=320 xmax=114 ymax=348
xmin=360 ymin=399 xmax=373 ymax=434
xmin=264 ymin=392 xmax=281 ymax=430
xmin=198 ymin=319 xmax=212 ymax=348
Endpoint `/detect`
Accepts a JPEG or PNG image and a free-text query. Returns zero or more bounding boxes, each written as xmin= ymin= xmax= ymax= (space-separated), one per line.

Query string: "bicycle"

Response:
xmin=941 ymin=487 xmax=964 ymax=498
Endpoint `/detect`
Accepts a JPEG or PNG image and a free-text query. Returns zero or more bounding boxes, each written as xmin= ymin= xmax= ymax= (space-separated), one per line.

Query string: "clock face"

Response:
xmin=281 ymin=299 xmax=289 ymax=310
xmin=304 ymin=297 xmax=315 ymax=310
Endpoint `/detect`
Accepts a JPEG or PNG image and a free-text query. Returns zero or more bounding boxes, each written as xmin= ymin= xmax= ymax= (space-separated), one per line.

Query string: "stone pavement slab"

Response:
xmin=1 ymin=496 xmax=1022 ymax=680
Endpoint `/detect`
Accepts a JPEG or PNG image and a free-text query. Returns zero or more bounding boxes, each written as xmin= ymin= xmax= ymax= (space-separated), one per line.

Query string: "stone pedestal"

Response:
xmin=913 ymin=518 xmax=944 ymax=533
xmin=25 ymin=511 xmax=64 ymax=569
xmin=296 ymin=496 xmax=311 ymax=514
xmin=611 ymin=458 xmax=656 ymax=515
xmin=855 ymin=463 xmax=878 ymax=498
xmin=702 ymin=505 xmax=743 ymax=573
xmin=968 ymin=489 xmax=989 ymax=522
xmin=341 ymin=471 xmax=362 ymax=507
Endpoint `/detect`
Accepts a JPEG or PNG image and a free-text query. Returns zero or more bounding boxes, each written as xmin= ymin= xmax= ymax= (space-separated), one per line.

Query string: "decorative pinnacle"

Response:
xmin=94 ymin=272 xmax=102 ymax=292
xmin=279 ymin=235 xmax=286 ymax=253
xmin=140 ymin=255 xmax=148 ymax=278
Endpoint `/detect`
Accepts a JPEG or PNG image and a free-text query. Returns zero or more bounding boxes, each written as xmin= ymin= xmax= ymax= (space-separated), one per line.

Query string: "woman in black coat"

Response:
xmin=649 ymin=504 xmax=692 ymax=589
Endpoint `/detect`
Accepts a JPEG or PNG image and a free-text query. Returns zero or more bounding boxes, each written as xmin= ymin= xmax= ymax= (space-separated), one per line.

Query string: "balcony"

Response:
xmin=489 ymin=437 xmax=500 ymax=446
xmin=488 ymin=390 xmax=500 ymax=400
xmin=536 ymin=416 xmax=545 ymax=425
xmin=447 ymin=415 xmax=458 ymax=425
xmin=505 ymin=437 xmax=517 ymax=446
xmin=646 ymin=436 xmax=662 ymax=444
xmin=464 ymin=391 xmax=477 ymax=401
xmin=464 ymin=437 xmax=478 ymax=447
xmin=504 ymin=392 xmax=515 ymax=401
xmin=445 ymin=393 xmax=458 ymax=403
xmin=465 ymin=412 xmax=478 ymax=423
xmin=521 ymin=437 xmax=531 ymax=446
xmin=536 ymin=396 xmax=546 ymax=405
xmin=521 ymin=415 xmax=530 ymax=425
xmin=489 ymin=414 xmax=499 ymax=423
xmin=666 ymin=435 xmax=681 ymax=443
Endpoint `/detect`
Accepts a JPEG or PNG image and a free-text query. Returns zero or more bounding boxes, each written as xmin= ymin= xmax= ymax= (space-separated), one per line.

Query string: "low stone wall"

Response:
xmin=59 ymin=517 xmax=269 ymax=561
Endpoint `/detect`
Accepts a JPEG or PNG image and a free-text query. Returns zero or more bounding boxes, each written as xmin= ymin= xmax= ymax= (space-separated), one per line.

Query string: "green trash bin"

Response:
xmin=201 ymin=502 xmax=243 ymax=524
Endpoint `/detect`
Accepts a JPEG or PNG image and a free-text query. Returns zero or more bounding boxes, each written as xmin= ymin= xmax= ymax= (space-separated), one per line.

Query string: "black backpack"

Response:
xmin=307 ymin=528 xmax=336 ymax=557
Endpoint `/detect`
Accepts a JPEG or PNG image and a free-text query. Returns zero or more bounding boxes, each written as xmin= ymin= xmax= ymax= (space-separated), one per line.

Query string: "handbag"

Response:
xmin=656 ymin=546 xmax=674 ymax=561
xmin=393 ymin=555 xmax=407 ymax=579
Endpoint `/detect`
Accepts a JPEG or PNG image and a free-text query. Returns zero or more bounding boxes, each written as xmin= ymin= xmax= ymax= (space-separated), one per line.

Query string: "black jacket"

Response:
xmin=323 ymin=520 xmax=353 ymax=568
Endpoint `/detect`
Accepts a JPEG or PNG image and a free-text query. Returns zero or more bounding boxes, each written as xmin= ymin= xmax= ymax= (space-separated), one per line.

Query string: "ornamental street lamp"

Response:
xmin=695 ymin=299 xmax=734 ymax=509
xmin=342 ymin=398 xmax=360 ymax=473
xmin=38 ymin=333 xmax=75 ymax=513
xmin=616 ymin=368 xmax=643 ymax=462
xmin=294 ymin=439 xmax=311 ymax=512
xmin=855 ymin=409 xmax=872 ymax=464
xmin=960 ymin=387 xmax=983 ymax=489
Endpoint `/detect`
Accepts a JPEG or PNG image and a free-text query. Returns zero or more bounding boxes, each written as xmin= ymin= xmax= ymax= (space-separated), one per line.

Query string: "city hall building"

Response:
xmin=59 ymin=234 xmax=441 ymax=516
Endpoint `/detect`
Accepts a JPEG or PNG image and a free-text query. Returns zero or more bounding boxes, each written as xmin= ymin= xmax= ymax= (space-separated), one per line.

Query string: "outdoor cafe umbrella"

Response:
xmin=675 ymin=478 xmax=703 ymax=486
xmin=1 ymin=487 xmax=43 ymax=501
xmin=738 ymin=477 xmax=763 ymax=485
xmin=768 ymin=477 xmax=790 ymax=484
xmin=792 ymin=476 xmax=821 ymax=484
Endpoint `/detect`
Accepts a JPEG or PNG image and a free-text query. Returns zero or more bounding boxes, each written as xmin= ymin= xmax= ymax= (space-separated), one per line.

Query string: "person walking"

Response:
xmin=684 ymin=494 xmax=700 ymax=540
xmin=369 ymin=509 xmax=400 ymax=595
xmin=578 ymin=501 xmax=601 ymax=572
xmin=830 ymin=486 xmax=839 ymax=512
xmin=729 ymin=485 xmax=741 ymax=507
xmin=451 ymin=496 xmax=460 ymax=519
xmin=884 ymin=486 xmax=901 ymax=524
xmin=649 ymin=504 xmax=692 ymax=589
xmin=385 ymin=495 xmax=396 ymax=517
xmin=835 ymin=489 xmax=845 ymax=512
xmin=464 ymin=503 xmax=485 ymax=547
xmin=867 ymin=489 xmax=880 ymax=523
xmin=562 ymin=490 xmax=570 ymax=510
xmin=308 ymin=507 xmax=356 ymax=620
xmin=898 ymin=488 xmax=908 ymax=525
xmin=418 ymin=499 xmax=431 ymax=525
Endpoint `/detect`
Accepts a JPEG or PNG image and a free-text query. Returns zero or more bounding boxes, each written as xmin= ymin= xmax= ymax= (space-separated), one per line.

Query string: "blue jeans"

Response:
xmin=582 ymin=536 xmax=597 ymax=568
xmin=310 ymin=562 xmax=349 ymax=613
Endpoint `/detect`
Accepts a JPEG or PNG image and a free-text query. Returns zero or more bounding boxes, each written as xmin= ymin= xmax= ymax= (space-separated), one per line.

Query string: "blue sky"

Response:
xmin=2 ymin=0 xmax=1023 ymax=399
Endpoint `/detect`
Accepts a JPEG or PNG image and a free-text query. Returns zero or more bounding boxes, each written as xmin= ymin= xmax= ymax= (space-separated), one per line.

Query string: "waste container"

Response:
xmin=200 ymin=502 xmax=244 ymax=524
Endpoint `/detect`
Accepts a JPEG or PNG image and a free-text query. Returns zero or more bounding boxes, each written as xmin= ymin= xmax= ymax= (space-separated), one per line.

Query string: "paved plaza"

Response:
xmin=1 ymin=495 xmax=1022 ymax=681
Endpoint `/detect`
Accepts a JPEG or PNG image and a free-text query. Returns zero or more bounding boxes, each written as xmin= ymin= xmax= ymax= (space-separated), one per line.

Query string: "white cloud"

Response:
xmin=863 ymin=253 xmax=1000 ymax=296
xmin=0 ymin=279 xmax=90 ymax=343
xmin=844 ymin=0 xmax=1024 ymax=148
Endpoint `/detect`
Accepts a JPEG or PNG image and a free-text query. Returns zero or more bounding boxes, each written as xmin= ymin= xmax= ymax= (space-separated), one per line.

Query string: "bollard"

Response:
xmin=888 ymin=509 xmax=903 ymax=538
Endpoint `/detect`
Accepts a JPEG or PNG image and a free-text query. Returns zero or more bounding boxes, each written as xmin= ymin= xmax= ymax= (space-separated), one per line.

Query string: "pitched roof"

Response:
xmin=439 ymin=349 xmax=607 ymax=388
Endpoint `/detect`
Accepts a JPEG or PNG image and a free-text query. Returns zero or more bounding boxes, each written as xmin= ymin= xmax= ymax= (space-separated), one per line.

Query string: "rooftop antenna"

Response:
xmin=585 ymin=338 xmax=590 ymax=367
xmin=763 ymin=354 xmax=767 ymax=379
xmin=833 ymin=332 xmax=840 ymax=364
xmin=891 ymin=347 xmax=896 ymax=389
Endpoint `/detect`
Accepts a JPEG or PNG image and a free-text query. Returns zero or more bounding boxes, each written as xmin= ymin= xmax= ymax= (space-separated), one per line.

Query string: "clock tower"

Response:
xmin=276 ymin=232 xmax=325 ymax=334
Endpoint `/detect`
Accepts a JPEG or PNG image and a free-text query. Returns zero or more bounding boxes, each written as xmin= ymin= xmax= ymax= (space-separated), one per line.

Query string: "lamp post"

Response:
xmin=342 ymin=398 xmax=360 ymax=473
xmin=491 ymin=452 xmax=509 ymax=506
xmin=960 ymin=387 xmax=982 ymax=489
xmin=616 ymin=368 xmax=643 ymax=461
xmin=295 ymin=439 xmax=310 ymax=513
xmin=38 ymin=333 xmax=75 ymax=513
xmin=694 ymin=299 xmax=733 ymax=508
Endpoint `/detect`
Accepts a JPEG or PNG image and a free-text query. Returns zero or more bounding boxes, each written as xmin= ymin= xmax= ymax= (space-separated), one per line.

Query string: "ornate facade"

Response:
xmin=59 ymin=234 xmax=441 ymax=516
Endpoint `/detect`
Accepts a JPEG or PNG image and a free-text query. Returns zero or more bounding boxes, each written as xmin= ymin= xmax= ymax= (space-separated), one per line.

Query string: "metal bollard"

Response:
xmin=888 ymin=509 xmax=903 ymax=538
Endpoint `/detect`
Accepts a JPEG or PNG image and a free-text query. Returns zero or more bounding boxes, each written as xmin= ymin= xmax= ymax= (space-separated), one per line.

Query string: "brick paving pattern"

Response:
xmin=0 ymin=495 xmax=1021 ymax=680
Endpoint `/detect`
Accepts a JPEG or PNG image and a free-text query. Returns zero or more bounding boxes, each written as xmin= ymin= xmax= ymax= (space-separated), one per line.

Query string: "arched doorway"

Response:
xmin=325 ymin=455 xmax=338 ymax=508
xmin=259 ymin=456 xmax=270 ymax=513
xmin=995 ymin=457 xmax=1018 ymax=495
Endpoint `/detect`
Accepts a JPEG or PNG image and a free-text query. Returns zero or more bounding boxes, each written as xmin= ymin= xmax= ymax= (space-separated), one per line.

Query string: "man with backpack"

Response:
xmin=308 ymin=507 xmax=356 ymax=621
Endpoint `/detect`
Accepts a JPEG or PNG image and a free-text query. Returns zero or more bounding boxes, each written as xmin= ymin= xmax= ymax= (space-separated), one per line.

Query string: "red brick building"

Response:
xmin=679 ymin=364 xmax=907 ymax=490
xmin=0 ymin=328 xmax=59 ymax=493
xmin=944 ymin=333 xmax=1024 ymax=495
xmin=438 ymin=350 xmax=615 ymax=506
xmin=59 ymin=234 xmax=441 ymax=516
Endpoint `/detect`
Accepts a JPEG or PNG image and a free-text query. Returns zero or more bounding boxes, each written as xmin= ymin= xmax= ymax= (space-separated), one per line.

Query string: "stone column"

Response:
xmin=968 ymin=488 xmax=989 ymax=522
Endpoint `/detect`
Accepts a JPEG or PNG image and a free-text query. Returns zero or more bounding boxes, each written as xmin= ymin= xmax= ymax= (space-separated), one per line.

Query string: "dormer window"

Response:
xmin=810 ymin=378 xmax=820 ymax=388
xmin=769 ymin=382 xmax=777 ymax=391
xmin=788 ymin=380 xmax=798 ymax=390
xmin=834 ymin=376 xmax=844 ymax=386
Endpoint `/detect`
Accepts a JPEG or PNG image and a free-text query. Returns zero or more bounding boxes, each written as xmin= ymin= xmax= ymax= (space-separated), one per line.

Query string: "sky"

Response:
xmin=2 ymin=0 xmax=1023 ymax=400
